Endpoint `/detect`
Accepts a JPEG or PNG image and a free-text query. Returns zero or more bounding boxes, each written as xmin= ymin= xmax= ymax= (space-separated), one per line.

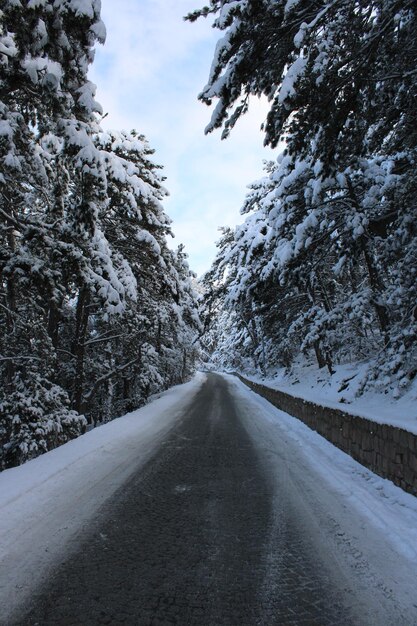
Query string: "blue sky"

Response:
xmin=90 ymin=0 xmax=274 ymax=276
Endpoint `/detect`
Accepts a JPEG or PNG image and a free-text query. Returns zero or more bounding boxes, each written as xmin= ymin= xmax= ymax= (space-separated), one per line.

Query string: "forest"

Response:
xmin=1 ymin=0 xmax=416 ymax=469
xmin=192 ymin=0 xmax=417 ymax=398
xmin=0 ymin=1 xmax=201 ymax=469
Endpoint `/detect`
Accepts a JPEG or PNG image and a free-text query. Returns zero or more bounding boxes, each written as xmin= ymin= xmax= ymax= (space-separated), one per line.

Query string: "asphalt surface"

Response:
xmin=17 ymin=374 xmax=357 ymax=625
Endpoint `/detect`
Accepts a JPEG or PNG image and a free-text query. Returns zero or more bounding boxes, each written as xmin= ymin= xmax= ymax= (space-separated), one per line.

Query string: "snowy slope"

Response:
xmin=0 ymin=373 xmax=206 ymax=623
xmin=241 ymin=360 xmax=417 ymax=434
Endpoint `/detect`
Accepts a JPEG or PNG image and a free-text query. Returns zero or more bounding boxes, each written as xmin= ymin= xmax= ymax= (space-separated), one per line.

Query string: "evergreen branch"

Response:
xmin=82 ymin=333 xmax=125 ymax=347
xmin=83 ymin=357 xmax=141 ymax=402
xmin=0 ymin=354 xmax=42 ymax=362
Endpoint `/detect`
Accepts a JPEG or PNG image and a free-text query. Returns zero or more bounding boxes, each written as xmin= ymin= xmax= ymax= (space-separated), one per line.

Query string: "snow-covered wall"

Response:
xmin=237 ymin=375 xmax=417 ymax=498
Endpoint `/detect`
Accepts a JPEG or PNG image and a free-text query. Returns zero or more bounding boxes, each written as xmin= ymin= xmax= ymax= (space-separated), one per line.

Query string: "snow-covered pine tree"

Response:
xmin=190 ymin=0 xmax=417 ymax=391
xmin=1 ymin=2 xmax=201 ymax=467
xmin=0 ymin=0 xmax=109 ymax=465
xmin=77 ymin=130 xmax=201 ymax=422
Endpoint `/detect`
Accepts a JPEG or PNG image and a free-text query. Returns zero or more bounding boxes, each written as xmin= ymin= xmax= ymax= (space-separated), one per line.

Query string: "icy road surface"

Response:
xmin=2 ymin=373 xmax=417 ymax=624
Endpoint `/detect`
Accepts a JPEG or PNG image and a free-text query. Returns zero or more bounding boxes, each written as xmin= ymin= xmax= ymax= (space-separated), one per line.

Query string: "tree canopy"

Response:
xmin=0 ymin=0 xmax=201 ymax=468
xmin=191 ymin=0 xmax=417 ymax=394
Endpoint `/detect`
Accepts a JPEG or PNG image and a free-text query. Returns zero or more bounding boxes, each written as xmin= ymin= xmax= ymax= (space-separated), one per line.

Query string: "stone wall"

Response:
xmin=236 ymin=375 xmax=417 ymax=498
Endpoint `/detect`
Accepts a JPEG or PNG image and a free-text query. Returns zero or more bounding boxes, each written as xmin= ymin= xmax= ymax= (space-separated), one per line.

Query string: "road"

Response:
xmin=10 ymin=374 xmax=417 ymax=625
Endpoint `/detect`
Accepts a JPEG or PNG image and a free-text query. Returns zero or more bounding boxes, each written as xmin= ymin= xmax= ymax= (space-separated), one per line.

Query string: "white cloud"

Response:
xmin=90 ymin=0 xmax=276 ymax=276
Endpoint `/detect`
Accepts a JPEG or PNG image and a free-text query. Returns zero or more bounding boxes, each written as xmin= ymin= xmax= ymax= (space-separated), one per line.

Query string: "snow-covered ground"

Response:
xmin=0 ymin=373 xmax=206 ymax=624
xmin=241 ymin=360 xmax=417 ymax=434
xmin=227 ymin=374 xmax=417 ymax=624
xmin=2 ymin=369 xmax=417 ymax=623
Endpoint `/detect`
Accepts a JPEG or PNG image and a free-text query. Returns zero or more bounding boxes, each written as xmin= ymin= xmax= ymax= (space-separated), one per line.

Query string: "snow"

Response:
xmin=0 ymin=35 xmax=18 ymax=59
xmin=278 ymin=56 xmax=306 ymax=103
xmin=226 ymin=374 xmax=417 ymax=622
xmin=0 ymin=372 xmax=206 ymax=623
xmin=293 ymin=22 xmax=307 ymax=48
xmin=27 ymin=0 xmax=48 ymax=8
xmin=285 ymin=0 xmax=301 ymax=15
xmin=217 ymin=0 xmax=241 ymax=28
xmin=90 ymin=18 xmax=106 ymax=44
xmin=68 ymin=0 xmax=97 ymax=19
xmin=87 ymin=226 xmax=138 ymax=313
xmin=76 ymin=81 xmax=103 ymax=114
xmin=21 ymin=57 xmax=63 ymax=86
xmin=1 ymin=370 xmax=416 ymax=621
xmin=0 ymin=120 xmax=13 ymax=137
xmin=135 ymin=229 xmax=162 ymax=256
xmin=242 ymin=360 xmax=417 ymax=435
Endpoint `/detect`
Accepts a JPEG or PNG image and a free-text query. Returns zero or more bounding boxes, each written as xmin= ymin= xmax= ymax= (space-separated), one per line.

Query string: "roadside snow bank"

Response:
xmin=241 ymin=361 xmax=417 ymax=434
xmin=0 ymin=372 xmax=206 ymax=623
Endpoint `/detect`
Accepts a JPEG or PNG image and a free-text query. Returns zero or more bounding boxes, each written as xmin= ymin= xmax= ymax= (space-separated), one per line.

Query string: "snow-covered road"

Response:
xmin=0 ymin=373 xmax=206 ymax=624
xmin=229 ymin=374 xmax=417 ymax=624
xmin=1 ymin=372 xmax=417 ymax=624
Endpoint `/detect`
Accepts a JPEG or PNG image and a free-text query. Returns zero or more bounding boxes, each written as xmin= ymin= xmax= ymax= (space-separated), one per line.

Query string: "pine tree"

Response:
xmin=0 ymin=0 xmax=108 ymax=464
xmin=1 ymin=2 xmax=202 ymax=467
xmin=190 ymin=0 xmax=417 ymax=391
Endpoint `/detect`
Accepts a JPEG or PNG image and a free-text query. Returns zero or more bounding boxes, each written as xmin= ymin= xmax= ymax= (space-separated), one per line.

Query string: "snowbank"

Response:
xmin=241 ymin=361 xmax=417 ymax=434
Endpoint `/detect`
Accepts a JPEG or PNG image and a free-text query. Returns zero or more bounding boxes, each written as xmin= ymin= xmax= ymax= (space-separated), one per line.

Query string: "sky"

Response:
xmin=90 ymin=0 xmax=275 ymax=276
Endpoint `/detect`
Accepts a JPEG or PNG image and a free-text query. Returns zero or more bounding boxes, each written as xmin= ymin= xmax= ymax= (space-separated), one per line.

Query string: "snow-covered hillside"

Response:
xmin=243 ymin=359 xmax=417 ymax=435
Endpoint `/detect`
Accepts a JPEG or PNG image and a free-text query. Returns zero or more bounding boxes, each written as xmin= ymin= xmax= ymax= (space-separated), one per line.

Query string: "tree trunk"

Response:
xmin=307 ymin=283 xmax=334 ymax=374
xmin=4 ymin=231 xmax=17 ymax=387
xmin=312 ymin=340 xmax=333 ymax=374
xmin=346 ymin=175 xmax=389 ymax=343
xmin=72 ymin=286 xmax=90 ymax=416
xmin=313 ymin=341 xmax=327 ymax=369
xmin=47 ymin=301 xmax=60 ymax=349
xmin=361 ymin=242 xmax=390 ymax=343
xmin=181 ymin=348 xmax=187 ymax=382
